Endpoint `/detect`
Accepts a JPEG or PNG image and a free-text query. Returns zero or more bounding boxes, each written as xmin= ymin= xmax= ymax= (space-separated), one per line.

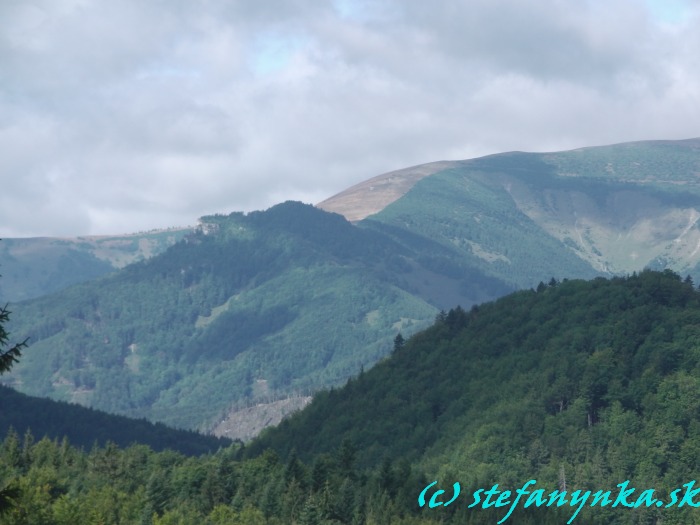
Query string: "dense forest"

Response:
xmin=4 ymin=202 xmax=506 ymax=431
xmin=0 ymin=385 xmax=229 ymax=456
xmin=4 ymin=271 xmax=700 ymax=523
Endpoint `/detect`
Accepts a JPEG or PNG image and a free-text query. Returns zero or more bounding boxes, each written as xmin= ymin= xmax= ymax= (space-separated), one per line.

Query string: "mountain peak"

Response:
xmin=317 ymin=160 xmax=461 ymax=222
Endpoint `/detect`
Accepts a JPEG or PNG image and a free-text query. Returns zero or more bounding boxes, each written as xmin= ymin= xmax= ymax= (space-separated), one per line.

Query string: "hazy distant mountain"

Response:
xmin=4 ymin=138 xmax=700 ymax=437
xmin=0 ymin=229 xmax=191 ymax=303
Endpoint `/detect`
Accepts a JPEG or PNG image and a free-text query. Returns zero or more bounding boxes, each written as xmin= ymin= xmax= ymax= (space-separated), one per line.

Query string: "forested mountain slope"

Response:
xmin=0 ymin=385 xmax=229 ymax=455
xmin=4 ymin=271 xmax=700 ymax=524
xmin=246 ymin=270 xmax=700 ymax=523
xmin=4 ymin=202 xmax=508 ymax=431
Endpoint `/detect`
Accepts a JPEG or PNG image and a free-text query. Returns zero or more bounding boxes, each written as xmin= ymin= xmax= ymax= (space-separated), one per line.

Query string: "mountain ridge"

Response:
xmin=4 ymin=137 xmax=700 ymax=438
xmin=0 ymin=228 xmax=192 ymax=303
xmin=317 ymin=160 xmax=463 ymax=222
xmin=318 ymin=137 xmax=700 ymax=223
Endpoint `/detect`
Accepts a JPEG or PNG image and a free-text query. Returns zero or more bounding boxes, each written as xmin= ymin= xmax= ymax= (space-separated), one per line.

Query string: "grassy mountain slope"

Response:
xmin=360 ymin=139 xmax=700 ymax=287
xmin=317 ymin=160 xmax=462 ymax=222
xmin=0 ymin=229 xmax=191 ymax=303
xmin=361 ymin=157 xmax=600 ymax=289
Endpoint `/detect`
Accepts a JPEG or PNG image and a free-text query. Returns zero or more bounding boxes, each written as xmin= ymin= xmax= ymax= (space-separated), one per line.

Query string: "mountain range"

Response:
xmin=3 ymin=138 xmax=700 ymax=436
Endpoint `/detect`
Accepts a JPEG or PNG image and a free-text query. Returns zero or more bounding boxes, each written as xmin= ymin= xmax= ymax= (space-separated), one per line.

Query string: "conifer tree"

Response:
xmin=0 ymin=270 xmax=27 ymax=515
xmin=393 ymin=333 xmax=405 ymax=353
xmin=0 ymin=303 xmax=25 ymax=374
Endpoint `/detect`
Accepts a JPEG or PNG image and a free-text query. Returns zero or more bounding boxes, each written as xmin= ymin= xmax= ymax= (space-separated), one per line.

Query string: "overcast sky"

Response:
xmin=1 ymin=0 xmax=699 ymax=237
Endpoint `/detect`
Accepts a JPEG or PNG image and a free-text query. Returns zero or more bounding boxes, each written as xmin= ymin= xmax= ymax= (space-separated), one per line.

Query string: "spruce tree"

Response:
xmin=0 ymin=274 xmax=27 ymax=515
xmin=0 ymin=303 xmax=25 ymax=374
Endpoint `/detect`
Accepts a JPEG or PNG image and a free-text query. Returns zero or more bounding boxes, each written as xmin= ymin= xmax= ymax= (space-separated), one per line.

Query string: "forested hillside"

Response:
xmin=0 ymin=385 xmax=229 ymax=456
xmin=4 ymin=271 xmax=700 ymax=524
xmin=248 ymin=270 xmax=700 ymax=523
xmin=4 ymin=202 xmax=508 ymax=431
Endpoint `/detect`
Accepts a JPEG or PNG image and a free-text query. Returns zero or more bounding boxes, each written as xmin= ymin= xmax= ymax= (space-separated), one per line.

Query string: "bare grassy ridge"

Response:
xmin=317 ymin=160 xmax=461 ymax=222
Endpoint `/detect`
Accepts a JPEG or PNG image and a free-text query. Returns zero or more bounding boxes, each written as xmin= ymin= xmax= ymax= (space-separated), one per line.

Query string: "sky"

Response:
xmin=1 ymin=0 xmax=699 ymax=237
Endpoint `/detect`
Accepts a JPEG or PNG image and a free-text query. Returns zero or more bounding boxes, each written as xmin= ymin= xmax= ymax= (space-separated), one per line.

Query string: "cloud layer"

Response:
xmin=1 ymin=0 xmax=699 ymax=236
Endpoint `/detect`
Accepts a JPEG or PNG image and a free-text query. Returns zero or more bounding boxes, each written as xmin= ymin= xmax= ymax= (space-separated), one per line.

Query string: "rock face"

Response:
xmin=210 ymin=396 xmax=312 ymax=442
xmin=317 ymin=160 xmax=461 ymax=222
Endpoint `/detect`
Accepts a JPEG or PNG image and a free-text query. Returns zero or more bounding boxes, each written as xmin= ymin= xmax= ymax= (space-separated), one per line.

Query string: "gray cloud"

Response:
xmin=1 ymin=0 xmax=699 ymax=236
